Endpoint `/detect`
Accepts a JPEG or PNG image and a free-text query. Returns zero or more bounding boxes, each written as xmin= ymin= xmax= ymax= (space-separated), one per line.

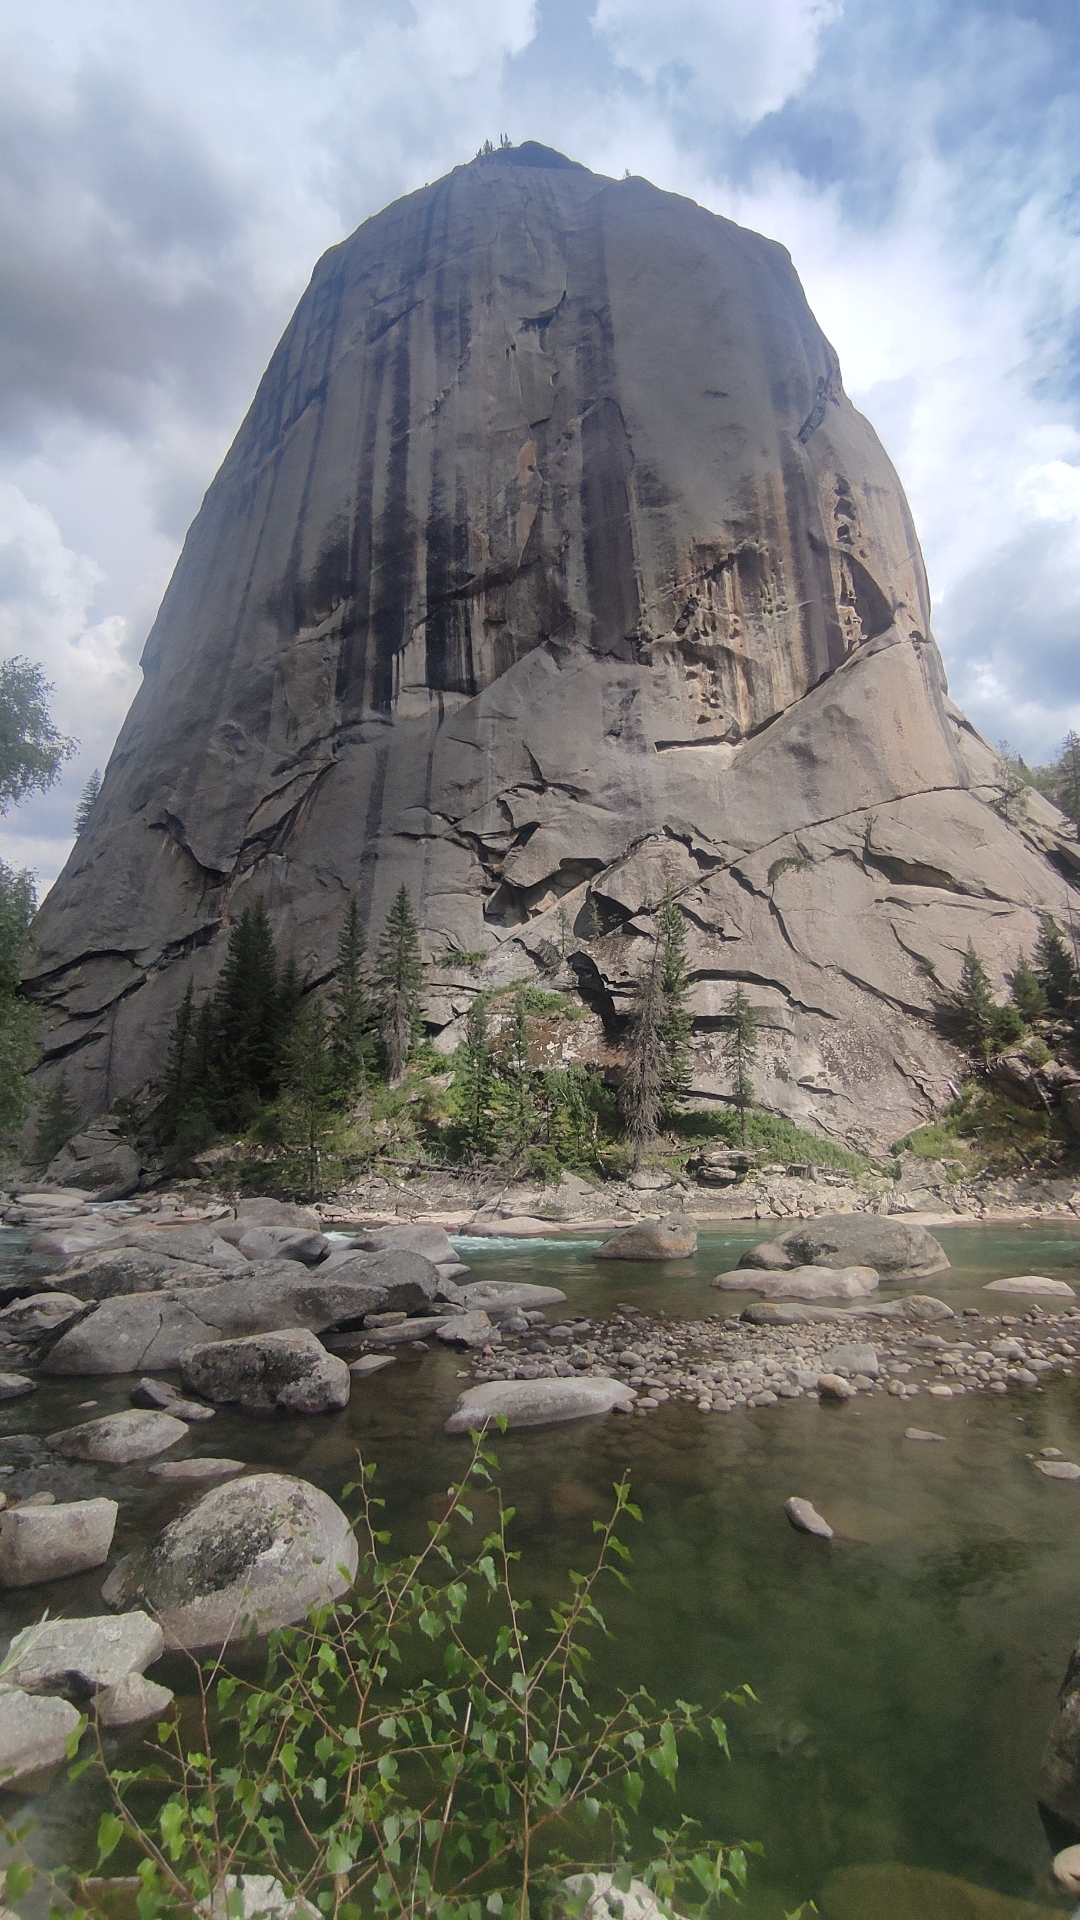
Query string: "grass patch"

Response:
xmin=671 ymin=1107 xmax=872 ymax=1174
xmin=895 ymin=1081 xmax=1073 ymax=1174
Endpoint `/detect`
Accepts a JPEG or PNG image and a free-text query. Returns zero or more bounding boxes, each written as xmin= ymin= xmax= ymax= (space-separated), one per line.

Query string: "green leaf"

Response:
xmin=478 ymin=1556 xmax=497 ymax=1590
xmin=4 ymin=1863 xmax=34 ymax=1902
xmin=486 ymin=1897 xmax=504 ymax=1916
xmin=95 ymin=1812 xmax=124 ymax=1866
xmin=625 ymin=1771 xmax=643 ymax=1812
xmin=528 ymin=1740 xmax=549 ymax=1774
xmin=649 ymin=1720 xmax=678 ymax=1788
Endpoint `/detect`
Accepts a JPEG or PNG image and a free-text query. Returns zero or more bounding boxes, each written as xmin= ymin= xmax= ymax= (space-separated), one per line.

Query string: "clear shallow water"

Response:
xmin=5 ymin=1220 xmax=1080 ymax=1913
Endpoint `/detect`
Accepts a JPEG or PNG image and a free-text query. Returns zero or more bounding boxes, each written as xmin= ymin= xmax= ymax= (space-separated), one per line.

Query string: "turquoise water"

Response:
xmin=4 ymin=1219 xmax=1080 ymax=1913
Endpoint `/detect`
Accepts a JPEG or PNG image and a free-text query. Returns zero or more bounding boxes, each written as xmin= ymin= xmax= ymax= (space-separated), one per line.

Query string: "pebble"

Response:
xmin=1037 ymin=1461 xmax=1080 ymax=1480
xmin=905 ymin=1428 xmax=946 ymax=1443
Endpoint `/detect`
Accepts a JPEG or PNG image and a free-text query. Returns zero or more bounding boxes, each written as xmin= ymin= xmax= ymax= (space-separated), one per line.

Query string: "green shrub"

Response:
xmin=3 ymin=1448 xmax=761 ymax=1920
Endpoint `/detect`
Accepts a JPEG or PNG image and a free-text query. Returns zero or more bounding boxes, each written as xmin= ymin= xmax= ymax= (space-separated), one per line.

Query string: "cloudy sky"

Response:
xmin=2 ymin=0 xmax=1079 ymax=892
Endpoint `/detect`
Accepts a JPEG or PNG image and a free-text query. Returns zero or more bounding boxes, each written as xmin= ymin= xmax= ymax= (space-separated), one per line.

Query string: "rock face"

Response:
xmin=27 ymin=142 xmax=1080 ymax=1152
xmin=100 ymin=1473 xmax=358 ymax=1649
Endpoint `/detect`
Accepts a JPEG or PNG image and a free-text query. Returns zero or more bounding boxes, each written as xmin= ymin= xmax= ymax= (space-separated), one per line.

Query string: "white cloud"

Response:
xmin=591 ymin=0 xmax=838 ymax=123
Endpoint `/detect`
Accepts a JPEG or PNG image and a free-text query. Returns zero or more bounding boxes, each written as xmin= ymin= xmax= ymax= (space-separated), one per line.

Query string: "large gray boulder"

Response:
xmin=714 ymin=1264 xmax=879 ymax=1301
xmin=42 ymin=1253 xmax=439 ymax=1375
xmin=101 ymin=1473 xmax=358 ymax=1649
xmin=349 ymin=1223 xmax=459 ymax=1267
xmin=46 ymin=1409 xmax=188 ymax=1464
xmin=53 ymin=1247 xmax=238 ymax=1301
xmin=594 ymin=1216 xmax=697 ymax=1261
xmin=27 ymin=144 xmax=1080 ymax=1158
xmin=180 ymin=1330 xmax=350 ymax=1414
xmin=45 ymin=1124 xmax=140 ymax=1199
xmin=0 ymin=1293 xmax=86 ymax=1342
xmin=0 ymin=1689 xmax=82 ymax=1786
xmin=739 ymin=1215 xmax=949 ymax=1281
xmin=1042 ymin=1642 xmax=1080 ymax=1832
xmin=445 ymin=1377 xmax=636 ymax=1433
xmin=236 ymin=1226 xmax=330 ymax=1266
xmin=460 ymin=1280 xmax=567 ymax=1314
xmin=0 ymin=1498 xmax=117 ymax=1586
xmin=2 ymin=1612 xmax=164 ymax=1698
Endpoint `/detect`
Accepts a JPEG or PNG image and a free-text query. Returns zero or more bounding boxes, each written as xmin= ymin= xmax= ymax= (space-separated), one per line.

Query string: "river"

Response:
xmin=3 ymin=1219 xmax=1080 ymax=1915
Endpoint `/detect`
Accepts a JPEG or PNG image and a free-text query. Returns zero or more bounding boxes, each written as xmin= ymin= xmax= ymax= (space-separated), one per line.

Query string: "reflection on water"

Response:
xmin=3 ymin=1220 xmax=1080 ymax=1913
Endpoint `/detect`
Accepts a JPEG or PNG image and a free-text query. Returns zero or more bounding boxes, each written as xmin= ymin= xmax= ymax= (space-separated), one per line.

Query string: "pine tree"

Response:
xmin=655 ymin=880 xmax=692 ymax=1113
xmin=457 ymin=997 xmax=494 ymax=1162
xmin=212 ymin=900 xmax=280 ymax=1126
xmin=330 ymin=896 xmax=371 ymax=1099
xmin=32 ymin=1072 xmax=78 ymax=1165
xmin=157 ymin=978 xmax=195 ymax=1145
xmin=992 ymin=741 xmax=1028 ymax=825
xmin=1058 ymin=732 xmax=1080 ymax=831
xmin=1034 ymin=914 xmax=1080 ymax=1014
xmin=283 ymin=999 xmax=337 ymax=1198
xmin=722 ymin=984 xmax=758 ymax=1146
xmin=957 ymin=941 xmax=997 ymax=1062
xmin=1008 ymin=950 xmax=1048 ymax=1024
xmin=619 ymin=940 xmax=668 ymax=1165
xmin=276 ymin=955 xmax=304 ymax=1049
xmin=374 ymin=886 xmax=424 ymax=1084
xmin=498 ymin=989 xmax=536 ymax=1158
xmin=73 ymin=769 xmax=100 ymax=836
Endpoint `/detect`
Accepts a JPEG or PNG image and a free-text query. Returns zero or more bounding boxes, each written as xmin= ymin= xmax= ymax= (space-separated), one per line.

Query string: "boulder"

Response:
xmin=202 ymin=1876 xmax=317 ymax=1920
xmin=866 ymin=1295 xmax=956 ymax=1323
xmin=43 ymin=1254 xmax=440 ymax=1375
xmin=52 ymin=1247 xmax=237 ymax=1302
xmin=594 ymin=1215 xmax=697 ymax=1261
xmin=47 ymin=1410 xmax=188 ymax=1464
xmin=236 ymin=1227 xmax=330 ymax=1266
xmin=148 ymin=1457 xmax=247 ymax=1482
xmin=357 ymin=1318 xmax=441 ymax=1348
xmin=445 ymin=1377 xmax=636 ymax=1433
xmin=562 ymin=1873 xmax=683 ymax=1920
xmin=0 ymin=1497 xmax=117 ymax=1586
xmin=1053 ymin=1845 xmax=1080 ymax=1895
xmin=0 ymin=1375 xmax=33 ymax=1400
xmin=2 ymin=1612 xmax=164 ymax=1698
xmin=714 ymin=1265 xmax=879 ymax=1300
xmin=349 ymin=1223 xmax=459 ymax=1266
xmin=740 ymin=1215 xmax=949 ymax=1280
xmin=984 ymin=1276 xmax=1076 ymax=1298
xmin=45 ymin=1125 xmax=141 ymax=1199
xmin=0 ymin=1293 xmax=85 ymax=1342
xmin=433 ymin=1312 xmax=494 ymax=1348
xmin=100 ymin=1473 xmax=358 ymax=1649
xmin=0 ymin=1689 xmax=82 ymax=1786
xmin=349 ymin=1354 xmax=395 ymax=1376
xmin=1063 ymin=1085 xmax=1080 ymax=1138
xmin=819 ymin=1342 xmax=879 ymax=1379
xmin=131 ymin=1377 xmax=215 ymax=1421
xmin=180 ymin=1330 xmax=351 ymax=1414
xmin=784 ymin=1497 xmax=834 ymax=1539
xmin=1037 ymin=1461 xmax=1080 ymax=1479
xmin=459 ymin=1280 xmax=567 ymax=1314
xmin=95 ymin=1673 xmax=175 ymax=1726
xmin=818 ymin=1373 xmax=855 ymax=1401
xmin=737 ymin=1240 xmax=795 ymax=1272
xmin=817 ymin=1861 xmax=1059 ymax=1917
